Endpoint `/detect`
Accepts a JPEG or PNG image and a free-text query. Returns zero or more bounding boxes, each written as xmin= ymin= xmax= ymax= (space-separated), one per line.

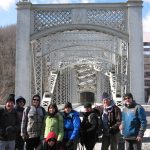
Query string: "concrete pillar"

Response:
xmin=127 ymin=0 xmax=144 ymax=103
xmin=15 ymin=2 xmax=32 ymax=105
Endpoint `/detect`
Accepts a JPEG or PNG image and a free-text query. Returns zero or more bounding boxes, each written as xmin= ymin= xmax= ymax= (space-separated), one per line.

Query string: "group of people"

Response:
xmin=0 ymin=92 xmax=147 ymax=150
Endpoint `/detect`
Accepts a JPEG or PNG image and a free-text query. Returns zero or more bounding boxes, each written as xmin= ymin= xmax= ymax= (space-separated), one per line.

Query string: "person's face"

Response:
xmin=18 ymin=100 xmax=25 ymax=108
xmin=84 ymin=107 xmax=92 ymax=112
xmin=6 ymin=101 xmax=14 ymax=111
xmin=64 ymin=107 xmax=71 ymax=113
xmin=32 ymin=96 xmax=40 ymax=107
xmin=102 ymin=99 xmax=111 ymax=108
xmin=48 ymin=106 xmax=55 ymax=114
xmin=47 ymin=140 xmax=55 ymax=147
xmin=124 ymin=97 xmax=132 ymax=105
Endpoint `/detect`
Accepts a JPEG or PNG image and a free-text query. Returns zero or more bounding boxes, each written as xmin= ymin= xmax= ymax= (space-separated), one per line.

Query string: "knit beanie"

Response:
xmin=6 ymin=94 xmax=15 ymax=104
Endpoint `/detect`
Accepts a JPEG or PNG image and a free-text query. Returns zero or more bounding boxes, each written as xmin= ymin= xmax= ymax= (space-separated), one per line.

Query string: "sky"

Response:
xmin=0 ymin=0 xmax=150 ymax=41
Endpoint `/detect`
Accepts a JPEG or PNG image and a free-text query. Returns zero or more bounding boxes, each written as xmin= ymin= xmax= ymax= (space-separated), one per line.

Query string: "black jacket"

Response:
xmin=0 ymin=107 xmax=20 ymax=141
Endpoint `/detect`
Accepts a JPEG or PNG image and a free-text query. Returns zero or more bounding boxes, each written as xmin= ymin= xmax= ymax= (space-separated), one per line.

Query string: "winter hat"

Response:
xmin=16 ymin=96 xmax=26 ymax=105
xmin=123 ymin=93 xmax=133 ymax=100
xmin=84 ymin=103 xmax=92 ymax=108
xmin=64 ymin=102 xmax=72 ymax=109
xmin=6 ymin=94 xmax=15 ymax=104
xmin=45 ymin=131 xmax=57 ymax=142
xmin=102 ymin=92 xmax=111 ymax=100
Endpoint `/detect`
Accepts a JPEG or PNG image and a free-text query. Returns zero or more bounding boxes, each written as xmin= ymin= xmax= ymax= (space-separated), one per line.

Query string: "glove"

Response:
xmin=66 ymin=140 xmax=73 ymax=148
xmin=109 ymin=128 xmax=115 ymax=135
xmin=22 ymin=134 xmax=28 ymax=141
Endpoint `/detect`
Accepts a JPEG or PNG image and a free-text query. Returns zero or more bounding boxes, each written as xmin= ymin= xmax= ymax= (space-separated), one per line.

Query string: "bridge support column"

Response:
xmin=15 ymin=2 xmax=32 ymax=105
xmin=128 ymin=0 xmax=144 ymax=103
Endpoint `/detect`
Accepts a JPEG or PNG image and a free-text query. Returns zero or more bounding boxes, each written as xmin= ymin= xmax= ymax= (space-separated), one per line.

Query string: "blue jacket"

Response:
xmin=122 ymin=101 xmax=147 ymax=139
xmin=62 ymin=110 xmax=80 ymax=140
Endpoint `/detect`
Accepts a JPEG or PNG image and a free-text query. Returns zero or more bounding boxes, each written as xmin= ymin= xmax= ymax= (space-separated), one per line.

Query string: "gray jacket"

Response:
xmin=21 ymin=105 xmax=45 ymax=138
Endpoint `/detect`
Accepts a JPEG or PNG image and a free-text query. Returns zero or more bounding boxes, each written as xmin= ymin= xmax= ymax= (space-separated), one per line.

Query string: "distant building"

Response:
xmin=144 ymin=42 xmax=150 ymax=103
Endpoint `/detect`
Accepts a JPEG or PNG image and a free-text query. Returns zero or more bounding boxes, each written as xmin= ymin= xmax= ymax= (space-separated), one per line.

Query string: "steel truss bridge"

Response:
xmin=16 ymin=0 xmax=144 ymax=107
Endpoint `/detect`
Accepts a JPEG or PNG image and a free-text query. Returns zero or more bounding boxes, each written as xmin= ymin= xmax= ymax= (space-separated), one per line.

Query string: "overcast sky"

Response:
xmin=0 ymin=0 xmax=150 ymax=40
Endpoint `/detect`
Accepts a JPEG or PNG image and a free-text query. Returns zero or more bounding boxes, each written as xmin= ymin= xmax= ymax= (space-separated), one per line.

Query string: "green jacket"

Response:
xmin=41 ymin=112 xmax=64 ymax=141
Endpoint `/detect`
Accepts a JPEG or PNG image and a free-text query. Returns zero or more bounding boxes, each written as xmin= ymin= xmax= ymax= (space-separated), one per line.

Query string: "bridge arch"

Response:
xmin=16 ymin=1 xmax=144 ymax=105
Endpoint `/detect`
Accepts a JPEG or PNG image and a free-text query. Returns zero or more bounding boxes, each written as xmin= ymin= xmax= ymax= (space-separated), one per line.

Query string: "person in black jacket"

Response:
xmin=15 ymin=96 xmax=26 ymax=150
xmin=0 ymin=94 xmax=20 ymax=150
xmin=80 ymin=103 xmax=98 ymax=150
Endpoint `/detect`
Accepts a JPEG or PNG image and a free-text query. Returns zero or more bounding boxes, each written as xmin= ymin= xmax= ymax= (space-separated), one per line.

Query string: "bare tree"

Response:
xmin=0 ymin=25 xmax=16 ymax=104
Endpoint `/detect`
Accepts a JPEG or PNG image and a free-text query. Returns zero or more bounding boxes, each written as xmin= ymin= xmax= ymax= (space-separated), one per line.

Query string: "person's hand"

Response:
xmin=22 ymin=134 xmax=28 ymax=141
xmin=66 ymin=140 xmax=73 ymax=148
xmin=119 ymin=124 xmax=123 ymax=131
xmin=109 ymin=128 xmax=115 ymax=135
xmin=136 ymin=136 xmax=142 ymax=142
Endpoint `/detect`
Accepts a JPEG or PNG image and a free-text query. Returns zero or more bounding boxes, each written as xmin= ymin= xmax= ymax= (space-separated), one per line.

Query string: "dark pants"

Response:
xmin=15 ymin=135 xmax=24 ymax=150
xmin=62 ymin=139 xmax=78 ymax=150
xmin=25 ymin=137 xmax=41 ymax=150
xmin=82 ymin=135 xmax=96 ymax=150
xmin=125 ymin=140 xmax=141 ymax=150
xmin=101 ymin=133 xmax=120 ymax=150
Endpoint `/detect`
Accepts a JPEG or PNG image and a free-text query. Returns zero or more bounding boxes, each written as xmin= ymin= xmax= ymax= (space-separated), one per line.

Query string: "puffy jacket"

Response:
xmin=122 ymin=101 xmax=147 ymax=139
xmin=21 ymin=105 xmax=45 ymax=138
xmin=42 ymin=112 xmax=64 ymax=142
xmin=62 ymin=110 xmax=81 ymax=140
xmin=0 ymin=107 xmax=20 ymax=141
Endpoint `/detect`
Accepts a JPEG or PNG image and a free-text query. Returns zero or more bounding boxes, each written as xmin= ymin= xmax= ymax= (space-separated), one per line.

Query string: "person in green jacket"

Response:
xmin=41 ymin=103 xmax=64 ymax=148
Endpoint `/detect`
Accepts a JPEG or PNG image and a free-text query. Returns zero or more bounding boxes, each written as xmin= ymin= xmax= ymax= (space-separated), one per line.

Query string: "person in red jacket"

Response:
xmin=43 ymin=131 xmax=63 ymax=150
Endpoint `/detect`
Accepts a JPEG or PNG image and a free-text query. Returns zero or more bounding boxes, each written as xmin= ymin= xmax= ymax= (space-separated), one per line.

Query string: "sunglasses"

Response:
xmin=33 ymin=98 xmax=40 ymax=101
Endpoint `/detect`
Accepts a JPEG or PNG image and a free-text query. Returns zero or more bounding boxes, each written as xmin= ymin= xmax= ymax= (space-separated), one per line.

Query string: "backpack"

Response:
xmin=88 ymin=112 xmax=103 ymax=139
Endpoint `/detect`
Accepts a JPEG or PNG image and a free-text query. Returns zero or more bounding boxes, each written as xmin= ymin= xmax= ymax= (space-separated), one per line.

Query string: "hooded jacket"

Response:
xmin=62 ymin=110 xmax=81 ymax=140
xmin=122 ymin=101 xmax=147 ymax=139
xmin=0 ymin=107 xmax=20 ymax=141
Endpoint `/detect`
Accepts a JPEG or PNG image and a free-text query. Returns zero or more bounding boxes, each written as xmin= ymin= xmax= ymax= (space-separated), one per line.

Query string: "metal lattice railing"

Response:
xmin=32 ymin=5 xmax=127 ymax=33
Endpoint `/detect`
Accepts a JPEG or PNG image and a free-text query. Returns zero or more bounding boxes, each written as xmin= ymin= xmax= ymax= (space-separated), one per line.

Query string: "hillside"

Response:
xmin=0 ymin=25 xmax=16 ymax=104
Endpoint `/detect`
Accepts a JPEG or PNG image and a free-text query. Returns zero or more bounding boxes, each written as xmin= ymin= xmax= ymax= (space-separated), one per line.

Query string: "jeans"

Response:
xmin=125 ymin=140 xmax=141 ymax=150
xmin=0 ymin=140 xmax=15 ymax=150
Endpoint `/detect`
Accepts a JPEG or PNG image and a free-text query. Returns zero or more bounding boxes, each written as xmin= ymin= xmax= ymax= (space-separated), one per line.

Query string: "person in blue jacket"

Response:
xmin=120 ymin=93 xmax=147 ymax=150
xmin=62 ymin=102 xmax=80 ymax=150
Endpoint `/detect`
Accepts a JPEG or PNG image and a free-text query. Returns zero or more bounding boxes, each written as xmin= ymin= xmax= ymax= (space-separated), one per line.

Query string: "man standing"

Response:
xmin=80 ymin=103 xmax=99 ymax=150
xmin=96 ymin=92 xmax=121 ymax=150
xmin=0 ymin=94 xmax=20 ymax=150
xmin=15 ymin=96 xmax=26 ymax=150
xmin=21 ymin=94 xmax=46 ymax=150
xmin=62 ymin=102 xmax=80 ymax=150
xmin=120 ymin=93 xmax=147 ymax=150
